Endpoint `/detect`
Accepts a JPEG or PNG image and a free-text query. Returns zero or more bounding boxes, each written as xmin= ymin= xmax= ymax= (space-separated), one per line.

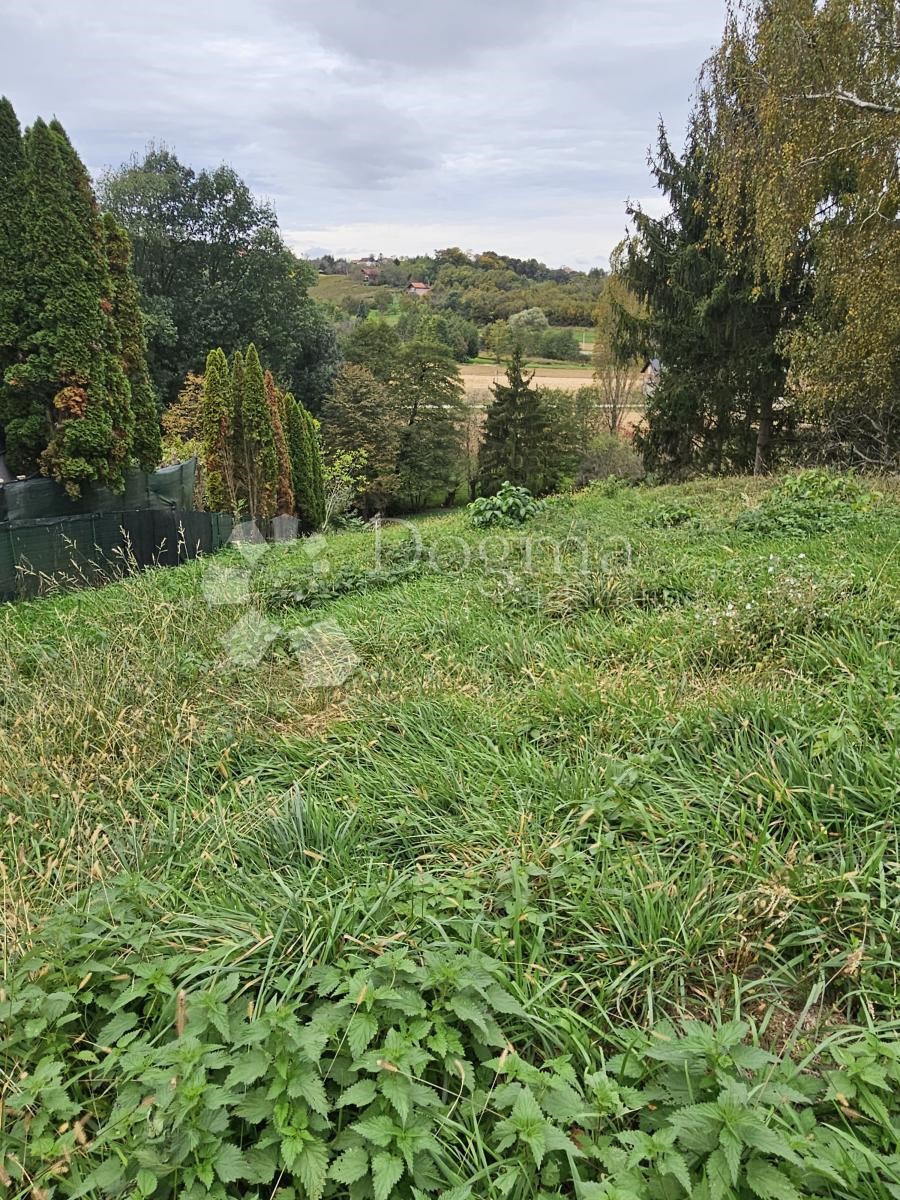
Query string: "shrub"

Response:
xmin=578 ymin=433 xmax=644 ymax=486
xmin=5 ymin=914 xmax=900 ymax=1200
xmin=467 ymin=480 xmax=543 ymax=528
xmin=644 ymin=499 xmax=701 ymax=528
xmin=736 ymin=469 xmax=877 ymax=536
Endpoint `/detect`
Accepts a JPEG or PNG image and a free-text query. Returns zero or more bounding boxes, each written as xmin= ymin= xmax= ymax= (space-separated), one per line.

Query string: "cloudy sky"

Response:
xmin=0 ymin=0 xmax=727 ymax=268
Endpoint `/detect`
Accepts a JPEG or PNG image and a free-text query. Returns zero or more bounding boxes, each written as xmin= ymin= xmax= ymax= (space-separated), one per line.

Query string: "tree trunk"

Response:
xmin=754 ymin=394 xmax=774 ymax=476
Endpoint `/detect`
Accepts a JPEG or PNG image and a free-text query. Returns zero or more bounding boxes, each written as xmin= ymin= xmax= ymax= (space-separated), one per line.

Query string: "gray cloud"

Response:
xmin=0 ymin=0 xmax=728 ymax=265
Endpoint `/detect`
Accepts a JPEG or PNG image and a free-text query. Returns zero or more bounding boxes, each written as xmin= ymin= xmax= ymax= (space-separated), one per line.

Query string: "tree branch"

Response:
xmin=799 ymin=89 xmax=900 ymax=116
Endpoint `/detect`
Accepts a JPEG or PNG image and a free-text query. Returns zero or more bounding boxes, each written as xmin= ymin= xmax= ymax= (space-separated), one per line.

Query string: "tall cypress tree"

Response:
xmin=7 ymin=119 xmax=114 ymax=492
xmin=0 ymin=97 xmax=25 ymax=455
xmin=284 ymin=393 xmax=317 ymax=530
xmin=265 ymin=369 xmax=295 ymax=517
xmin=240 ymin=343 xmax=277 ymax=520
xmin=101 ymin=213 xmax=161 ymax=471
xmin=200 ymin=348 xmax=233 ymax=513
xmin=304 ymin=408 xmax=326 ymax=528
xmin=478 ymin=346 xmax=549 ymax=495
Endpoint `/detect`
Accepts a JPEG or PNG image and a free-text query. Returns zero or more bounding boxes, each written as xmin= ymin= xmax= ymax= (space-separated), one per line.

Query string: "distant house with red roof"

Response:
xmin=406 ymin=281 xmax=431 ymax=297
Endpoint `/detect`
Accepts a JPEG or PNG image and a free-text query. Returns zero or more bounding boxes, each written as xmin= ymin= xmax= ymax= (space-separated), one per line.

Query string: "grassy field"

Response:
xmin=3 ymin=474 xmax=900 ymax=1197
xmin=460 ymin=361 xmax=596 ymax=394
xmin=310 ymin=274 xmax=399 ymax=309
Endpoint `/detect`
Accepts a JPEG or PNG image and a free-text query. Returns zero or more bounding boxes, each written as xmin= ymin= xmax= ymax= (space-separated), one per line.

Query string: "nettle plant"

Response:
xmin=467 ymin=483 xmax=543 ymax=530
xmin=4 ymin=902 xmax=900 ymax=1200
xmin=735 ymin=469 xmax=878 ymax=536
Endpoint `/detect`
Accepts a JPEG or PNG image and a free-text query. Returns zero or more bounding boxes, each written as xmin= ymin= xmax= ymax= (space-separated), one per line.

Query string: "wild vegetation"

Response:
xmin=2 ymin=473 xmax=900 ymax=1197
xmin=0 ymin=101 xmax=160 ymax=495
xmin=612 ymin=0 xmax=899 ymax=476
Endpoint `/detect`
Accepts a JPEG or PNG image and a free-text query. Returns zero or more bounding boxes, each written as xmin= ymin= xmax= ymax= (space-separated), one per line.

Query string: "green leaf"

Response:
xmin=213 ymin=1142 xmax=248 ymax=1183
xmin=734 ymin=1115 xmax=800 ymax=1164
xmin=347 ymin=1011 xmax=380 ymax=1061
xmin=296 ymin=1138 xmax=330 ymax=1200
xmin=96 ymin=1010 xmax=139 ymax=1046
xmin=660 ymin=1150 xmax=692 ymax=1192
xmin=705 ymin=1148 xmax=735 ymax=1200
xmin=352 ymin=1113 xmax=397 ymax=1148
xmin=381 ymin=1072 xmax=412 ymax=1123
xmin=719 ymin=1127 xmax=742 ymax=1184
xmin=135 ymin=1169 xmax=157 ymax=1196
xmin=745 ymin=1157 xmax=802 ymax=1200
xmin=372 ymin=1151 xmax=405 ymax=1200
xmin=448 ymin=993 xmax=492 ymax=1038
xmin=287 ymin=1064 xmax=330 ymax=1115
xmin=226 ymin=1046 xmax=271 ymax=1087
xmin=338 ymin=1079 xmax=379 ymax=1109
xmin=330 ymin=1146 xmax=369 ymax=1185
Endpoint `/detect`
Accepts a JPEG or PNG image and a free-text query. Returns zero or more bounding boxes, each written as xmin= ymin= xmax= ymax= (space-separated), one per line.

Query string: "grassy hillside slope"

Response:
xmin=3 ymin=476 xmax=900 ymax=1197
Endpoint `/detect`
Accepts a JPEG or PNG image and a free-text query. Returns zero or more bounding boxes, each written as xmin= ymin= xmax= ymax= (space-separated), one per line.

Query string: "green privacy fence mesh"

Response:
xmin=0 ymin=460 xmax=197 ymax=523
xmin=0 ymin=508 xmax=234 ymax=601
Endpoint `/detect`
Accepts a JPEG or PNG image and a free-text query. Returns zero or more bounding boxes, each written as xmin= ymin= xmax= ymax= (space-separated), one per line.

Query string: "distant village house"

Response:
xmin=641 ymin=357 xmax=661 ymax=395
xmin=406 ymin=281 xmax=431 ymax=297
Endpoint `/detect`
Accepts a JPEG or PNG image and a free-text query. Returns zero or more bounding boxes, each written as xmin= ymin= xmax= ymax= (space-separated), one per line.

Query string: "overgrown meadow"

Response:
xmin=2 ymin=474 xmax=900 ymax=1199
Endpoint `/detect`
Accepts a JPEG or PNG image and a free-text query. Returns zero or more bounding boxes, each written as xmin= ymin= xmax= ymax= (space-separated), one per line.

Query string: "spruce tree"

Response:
xmin=200 ymin=348 xmax=233 ymax=513
xmin=284 ymin=393 xmax=318 ymax=530
xmin=240 ymin=343 xmax=277 ymax=520
xmin=0 ymin=97 xmax=25 ymax=450
xmin=102 ymin=213 xmax=161 ymax=471
xmin=265 ymin=369 xmax=295 ymax=517
xmin=478 ymin=346 xmax=549 ymax=496
xmin=615 ymin=105 xmax=806 ymax=476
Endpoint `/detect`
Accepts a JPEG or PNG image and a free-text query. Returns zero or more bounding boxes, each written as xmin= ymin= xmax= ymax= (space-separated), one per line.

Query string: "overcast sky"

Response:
xmin=0 ymin=0 xmax=727 ymax=268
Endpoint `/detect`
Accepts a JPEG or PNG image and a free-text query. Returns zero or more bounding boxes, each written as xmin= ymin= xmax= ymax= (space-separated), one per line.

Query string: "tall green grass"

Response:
xmin=2 ymin=474 xmax=899 ymax=1196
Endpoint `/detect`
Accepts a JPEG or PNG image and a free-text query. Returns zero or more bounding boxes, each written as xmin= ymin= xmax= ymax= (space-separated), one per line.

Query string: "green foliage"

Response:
xmin=321 ymin=365 xmax=401 ymax=515
xmin=284 ymin=393 xmax=318 ymax=530
xmin=736 ymin=470 xmax=878 ymax=536
xmin=0 ymin=107 xmax=159 ymax=492
xmin=709 ymin=1 xmax=899 ymax=467
xmin=305 ymin=409 xmax=326 ymax=529
xmin=240 ymin=343 xmax=278 ymax=520
xmin=478 ymin=347 xmax=551 ymax=496
xmin=394 ymin=339 xmax=466 ymax=510
xmin=395 ymin=303 xmax=479 ymax=362
xmin=0 ymin=96 xmax=25 ymax=422
xmin=537 ymin=327 xmax=581 ymax=360
xmin=266 ymin=370 xmax=295 ymax=518
xmin=3 ymin=474 xmax=900 ymax=1199
xmin=101 ymin=214 xmax=161 ymax=471
xmin=578 ymin=432 xmax=644 ymax=487
xmin=99 ymin=146 xmax=329 ymax=409
xmin=200 ymin=348 xmax=234 ymax=513
xmin=645 ymin=500 xmax=702 ymax=528
xmin=5 ymin=921 xmax=900 ymax=1200
xmin=342 ymin=319 xmax=401 ymax=385
xmin=617 ymin=103 xmax=806 ymax=479
xmin=467 ymin=480 xmax=542 ymax=528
